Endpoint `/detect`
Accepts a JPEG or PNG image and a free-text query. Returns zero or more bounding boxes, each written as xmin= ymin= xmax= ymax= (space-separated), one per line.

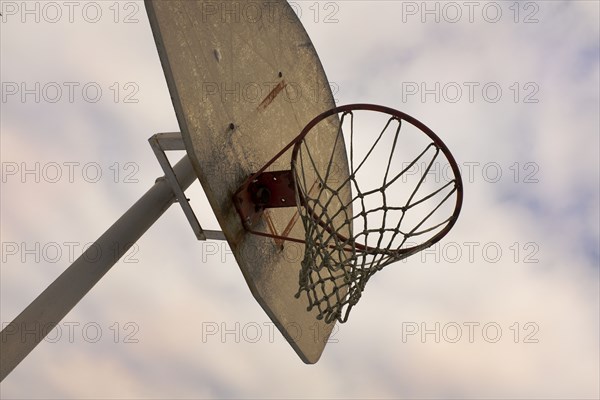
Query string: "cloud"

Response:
xmin=1 ymin=1 xmax=598 ymax=399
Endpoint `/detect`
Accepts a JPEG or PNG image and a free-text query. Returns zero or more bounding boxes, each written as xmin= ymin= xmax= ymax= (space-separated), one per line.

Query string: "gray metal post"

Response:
xmin=0 ymin=156 xmax=197 ymax=381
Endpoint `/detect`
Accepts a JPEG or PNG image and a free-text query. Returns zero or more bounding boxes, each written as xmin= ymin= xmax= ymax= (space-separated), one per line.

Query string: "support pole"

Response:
xmin=0 ymin=156 xmax=197 ymax=381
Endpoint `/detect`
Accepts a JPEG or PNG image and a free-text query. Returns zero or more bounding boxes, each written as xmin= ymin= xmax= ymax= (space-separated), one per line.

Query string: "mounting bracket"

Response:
xmin=149 ymin=132 xmax=225 ymax=241
xmin=233 ymin=169 xmax=297 ymax=230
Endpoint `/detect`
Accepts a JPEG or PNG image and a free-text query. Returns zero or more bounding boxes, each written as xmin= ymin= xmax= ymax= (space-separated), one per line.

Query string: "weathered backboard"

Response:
xmin=145 ymin=0 xmax=349 ymax=363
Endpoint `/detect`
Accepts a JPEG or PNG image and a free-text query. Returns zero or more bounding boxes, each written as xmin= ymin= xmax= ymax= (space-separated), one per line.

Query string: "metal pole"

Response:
xmin=0 ymin=156 xmax=197 ymax=381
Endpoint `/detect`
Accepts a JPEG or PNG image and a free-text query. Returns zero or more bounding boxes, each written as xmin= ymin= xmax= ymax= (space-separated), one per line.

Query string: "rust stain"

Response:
xmin=263 ymin=210 xmax=283 ymax=248
xmin=280 ymin=179 xmax=320 ymax=241
xmin=258 ymin=80 xmax=287 ymax=111
xmin=280 ymin=211 xmax=300 ymax=241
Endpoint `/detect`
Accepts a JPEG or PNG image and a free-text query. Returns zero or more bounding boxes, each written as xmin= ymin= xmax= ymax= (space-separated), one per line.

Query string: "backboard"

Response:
xmin=145 ymin=0 xmax=349 ymax=363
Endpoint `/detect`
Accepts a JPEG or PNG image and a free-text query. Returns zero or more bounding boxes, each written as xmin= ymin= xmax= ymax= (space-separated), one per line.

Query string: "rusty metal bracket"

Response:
xmin=249 ymin=170 xmax=297 ymax=208
xmin=233 ymin=170 xmax=297 ymax=231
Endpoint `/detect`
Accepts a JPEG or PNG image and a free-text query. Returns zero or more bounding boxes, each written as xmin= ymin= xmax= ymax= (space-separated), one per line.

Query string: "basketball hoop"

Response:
xmin=234 ymin=104 xmax=463 ymax=323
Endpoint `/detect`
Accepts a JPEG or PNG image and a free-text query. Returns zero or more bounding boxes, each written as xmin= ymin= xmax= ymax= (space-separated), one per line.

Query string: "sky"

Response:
xmin=1 ymin=1 xmax=599 ymax=399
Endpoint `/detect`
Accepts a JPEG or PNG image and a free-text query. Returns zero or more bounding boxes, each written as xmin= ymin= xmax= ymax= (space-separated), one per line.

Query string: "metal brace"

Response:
xmin=149 ymin=132 xmax=225 ymax=241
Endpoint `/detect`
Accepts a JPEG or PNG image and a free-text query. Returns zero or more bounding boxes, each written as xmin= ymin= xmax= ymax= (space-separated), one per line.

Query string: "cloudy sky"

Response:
xmin=1 ymin=1 xmax=599 ymax=399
